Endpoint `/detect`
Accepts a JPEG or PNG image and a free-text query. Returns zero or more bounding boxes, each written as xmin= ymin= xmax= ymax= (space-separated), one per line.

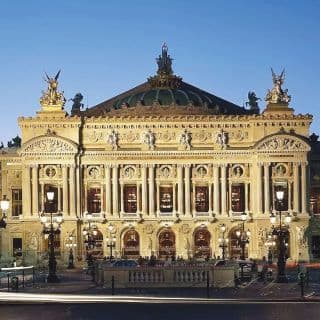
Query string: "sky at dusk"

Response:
xmin=0 ymin=0 xmax=319 ymax=144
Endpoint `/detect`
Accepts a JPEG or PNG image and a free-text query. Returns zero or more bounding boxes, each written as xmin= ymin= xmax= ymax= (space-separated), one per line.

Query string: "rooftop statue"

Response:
xmin=40 ymin=70 xmax=66 ymax=108
xmin=148 ymin=44 xmax=182 ymax=89
xmin=156 ymin=43 xmax=173 ymax=75
xmin=246 ymin=91 xmax=260 ymax=112
xmin=70 ymin=93 xmax=84 ymax=111
xmin=265 ymin=68 xmax=291 ymax=104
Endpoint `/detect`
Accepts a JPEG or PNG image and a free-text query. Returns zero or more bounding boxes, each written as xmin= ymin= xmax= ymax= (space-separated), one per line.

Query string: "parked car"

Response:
xmin=111 ymin=260 xmax=139 ymax=268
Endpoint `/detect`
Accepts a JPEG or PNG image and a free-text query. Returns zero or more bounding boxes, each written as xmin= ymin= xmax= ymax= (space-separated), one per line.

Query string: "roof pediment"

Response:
xmin=20 ymin=134 xmax=78 ymax=156
xmin=255 ymin=133 xmax=310 ymax=152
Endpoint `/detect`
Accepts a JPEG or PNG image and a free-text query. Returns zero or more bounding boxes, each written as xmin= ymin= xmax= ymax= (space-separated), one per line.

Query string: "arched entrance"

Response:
xmin=85 ymin=229 xmax=103 ymax=259
xmin=158 ymin=228 xmax=176 ymax=260
xmin=122 ymin=229 xmax=140 ymax=258
xmin=229 ymin=227 xmax=248 ymax=259
xmin=193 ymin=228 xmax=211 ymax=259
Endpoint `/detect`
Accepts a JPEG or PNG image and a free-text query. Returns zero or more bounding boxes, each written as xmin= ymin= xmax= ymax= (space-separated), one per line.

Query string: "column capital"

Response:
xmin=147 ymin=164 xmax=155 ymax=169
xmin=183 ymin=164 xmax=191 ymax=168
xmin=263 ymin=162 xmax=271 ymax=167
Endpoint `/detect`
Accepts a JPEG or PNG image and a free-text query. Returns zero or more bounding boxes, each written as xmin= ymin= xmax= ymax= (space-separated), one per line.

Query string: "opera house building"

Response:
xmin=0 ymin=45 xmax=319 ymax=267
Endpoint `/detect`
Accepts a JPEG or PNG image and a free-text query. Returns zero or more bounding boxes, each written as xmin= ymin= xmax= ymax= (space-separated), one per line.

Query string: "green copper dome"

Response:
xmin=84 ymin=45 xmax=251 ymax=117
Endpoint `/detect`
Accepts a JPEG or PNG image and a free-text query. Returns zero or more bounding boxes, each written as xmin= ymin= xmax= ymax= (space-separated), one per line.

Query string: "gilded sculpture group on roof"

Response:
xmin=265 ymin=68 xmax=291 ymax=104
xmin=40 ymin=70 xmax=66 ymax=108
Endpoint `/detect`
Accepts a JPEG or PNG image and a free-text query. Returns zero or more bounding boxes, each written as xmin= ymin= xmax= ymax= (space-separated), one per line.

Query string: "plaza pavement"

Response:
xmin=1 ymin=268 xmax=319 ymax=301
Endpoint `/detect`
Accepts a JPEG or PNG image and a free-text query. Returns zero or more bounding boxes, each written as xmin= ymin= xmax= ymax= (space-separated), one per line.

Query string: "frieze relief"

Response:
xmin=87 ymin=166 xmax=103 ymax=180
xmin=257 ymin=136 xmax=309 ymax=152
xmin=21 ymin=137 xmax=77 ymax=155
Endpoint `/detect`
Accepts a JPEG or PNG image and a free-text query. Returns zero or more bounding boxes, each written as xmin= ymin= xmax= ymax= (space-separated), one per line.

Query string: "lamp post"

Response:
xmin=40 ymin=190 xmax=63 ymax=283
xmin=0 ymin=195 xmax=9 ymax=228
xmin=107 ymin=224 xmax=116 ymax=261
xmin=236 ymin=213 xmax=250 ymax=261
xmin=218 ymin=224 xmax=229 ymax=260
xmin=83 ymin=212 xmax=98 ymax=271
xmin=270 ymin=189 xmax=291 ymax=283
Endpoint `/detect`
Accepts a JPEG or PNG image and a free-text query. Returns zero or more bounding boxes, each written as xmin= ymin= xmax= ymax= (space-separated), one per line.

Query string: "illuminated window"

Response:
xmin=231 ymin=184 xmax=245 ymax=213
xmin=160 ymin=186 xmax=173 ymax=213
xmin=195 ymin=186 xmax=209 ymax=212
xmin=88 ymin=187 xmax=101 ymax=213
xmin=124 ymin=185 xmax=137 ymax=213
xmin=12 ymin=189 xmax=22 ymax=217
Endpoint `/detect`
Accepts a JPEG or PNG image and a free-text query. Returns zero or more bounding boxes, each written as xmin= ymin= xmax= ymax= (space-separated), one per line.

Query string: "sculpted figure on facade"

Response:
xmin=265 ymin=68 xmax=291 ymax=104
xmin=142 ymin=129 xmax=155 ymax=150
xmin=179 ymin=129 xmax=192 ymax=150
xmin=215 ymin=129 xmax=228 ymax=149
xmin=40 ymin=70 xmax=66 ymax=107
xmin=107 ymin=130 xmax=119 ymax=150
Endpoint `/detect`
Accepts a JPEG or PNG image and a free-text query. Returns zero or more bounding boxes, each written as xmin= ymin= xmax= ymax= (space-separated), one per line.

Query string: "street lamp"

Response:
xmin=40 ymin=190 xmax=63 ymax=283
xmin=218 ymin=224 xmax=229 ymax=260
xmin=107 ymin=224 xmax=116 ymax=261
xmin=0 ymin=195 xmax=10 ymax=228
xmin=236 ymin=213 xmax=250 ymax=261
xmin=270 ymin=188 xmax=291 ymax=283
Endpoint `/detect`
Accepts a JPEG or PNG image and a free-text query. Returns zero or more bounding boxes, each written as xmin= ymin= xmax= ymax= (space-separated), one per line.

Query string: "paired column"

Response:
xmin=184 ymin=165 xmax=191 ymax=217
xmin=293 ymin=163 xmax=300 ymax=214
xmin=32 ymin=165 xmax=39 ymax=215
xmin=213 ymin=165 xmax=220 ymax=215
xmin=256 ymin=163 xmax=263 ymax=215
xmin=62 ymin=165 xmax=68 ymax=215
xmin=264 ymin=163 xmax=270 ymax=215
xmin=220 ymin=165 xmax=227 ymax=216
xmin=141 ymin=165 xmax=148 ymax=215
xmin=177 ymin=165 xmax=184 ymax=215
xmin=105 ymin=165 xmax=112 ymax=218
xmin=301 ymin=162 xmax=307 ymax=214
xmin=69 ymin=165 xmax=76 ymax=217
xmin=112 ymin=165 xmax=119 ymax=216
xmin=148 ymin=165 xmax=155 ymax=217
xmin=120 ymin=183 xmax=124 ymax=214
xmin=245 ymin=183 xmax=249 ymax=213
xmin=22 ymin=165 xmax=32 ymax=217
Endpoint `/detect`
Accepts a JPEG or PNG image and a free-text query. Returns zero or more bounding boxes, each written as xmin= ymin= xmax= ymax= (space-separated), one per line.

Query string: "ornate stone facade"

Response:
xmin=0 ymin=48 xmax=318 ymax=267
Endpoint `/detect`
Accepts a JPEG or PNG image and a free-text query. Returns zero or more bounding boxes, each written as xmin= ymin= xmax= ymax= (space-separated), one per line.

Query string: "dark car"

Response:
xmin=112 ymin=260 xmax=139 ymax=268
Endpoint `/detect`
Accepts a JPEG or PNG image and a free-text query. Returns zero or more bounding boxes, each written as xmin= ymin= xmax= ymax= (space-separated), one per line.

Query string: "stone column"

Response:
xmin=112 ymin=165 xmax=119 ymax=216
xmin=156 ymin=182 xmax=160 ymax=216
xmin=208 ymin=182 xmax=213 ymax=214
xmin=172 ymin=183 xmax=176 ymax=214
xmin=100 ymin=180 xmax=104 ymax=214
xmin=84 ymin=183 xmax=88 ymax=213
xmin=23 ymin=165 xmax=32 ymax=217
xmin=32 ymin=164 xmax=39 ymax=215
xmin=184 ymin=165 xmax=191 ymax=217
xmin=76 ymin=163 xmax=81 ymax=217
xmin=256 ymin=163 xmax=263 ymax=215
xmin=301 ymin=162 xmax=307 ymax=214
xmin=62 ymin=165 xmax=68 ymax=215
xmin=136 ymin=183 xmax=141 ymax=214
xmin=120 ymin=183 xmax=124 ymax=214
xmin=57 ymin=184 xmax=61 ymax=212
xmin=142 ymin=165 xmax=148 ymax=215
xmin=105 ymin=165 xmax=112 ymax=218
xmin=213 ymin=165 xmax=220 ymax=215
xmin=264 ymin=163 xmax=270 ymax=215
xmin=40 ymin=183 xmax=45 ymax=212
xmin=192 ymin=183 xmax=196 ymax=214
xmin=148 ymin=165 xmax=155 ymax=217
xmin=69 ymin=165 xmax=76 ymax=217
xmin=177 ymin=165 xmax=184 ymax=215
xmin=221 ymin=165 xmax=227 ymax=216
xmin=293 ymin=163 xmax=300 ymax=214
xmin=245 ymin=183 xmax=249 ymax=213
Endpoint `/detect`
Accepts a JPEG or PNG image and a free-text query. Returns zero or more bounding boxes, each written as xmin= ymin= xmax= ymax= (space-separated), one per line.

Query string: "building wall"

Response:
xmin=0 ymin=105 xmax=315 ymax=266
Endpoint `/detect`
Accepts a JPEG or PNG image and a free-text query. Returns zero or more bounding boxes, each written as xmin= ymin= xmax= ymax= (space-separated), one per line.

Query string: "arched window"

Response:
xmin=158 ymin=229 xmax=176 ymax=259
xmin=123 ymin=229 xmax=140 ymax=258
xmin=193 ymin=228 xmax=211 ymax=258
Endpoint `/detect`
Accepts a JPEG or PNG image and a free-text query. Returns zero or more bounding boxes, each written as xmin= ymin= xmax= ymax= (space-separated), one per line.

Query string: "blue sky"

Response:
xmin=0 ymin=0 xmax=319 ymax=144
